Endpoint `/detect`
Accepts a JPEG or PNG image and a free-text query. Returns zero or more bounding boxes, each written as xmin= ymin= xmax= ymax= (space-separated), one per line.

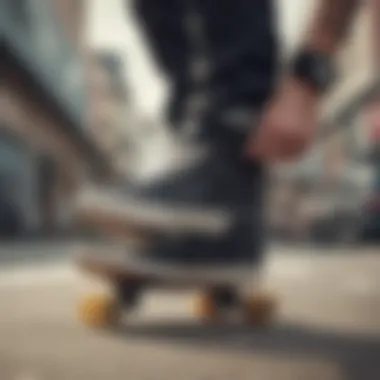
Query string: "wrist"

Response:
xmin=282 ymin=76 xmax=320 ymax=103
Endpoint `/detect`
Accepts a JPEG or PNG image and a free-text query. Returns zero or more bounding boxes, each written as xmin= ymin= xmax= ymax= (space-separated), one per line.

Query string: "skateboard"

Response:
xmin=75 ymin=187 xmax=276 ymax=329
xmin=76 ymin=246 xmax=277 ymax=329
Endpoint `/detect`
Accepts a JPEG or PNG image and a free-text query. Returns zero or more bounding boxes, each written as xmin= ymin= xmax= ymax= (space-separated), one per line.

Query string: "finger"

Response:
xmin=245 ymin=130 xmax=266 ymax=158
xmin=249 ymin=134 xmax=274 ymax=160
xmin=253 ymin=138 xmax=283 ymax=162
xmin=271 ymin=137 xmax=308 ymax=162
xmin=246 ymin=115 xmax=272 ymax=156
xmin=254 ymin=132 xmax=302 ymax=162
xmin=249 ymin=126 xmax=289 ymax=161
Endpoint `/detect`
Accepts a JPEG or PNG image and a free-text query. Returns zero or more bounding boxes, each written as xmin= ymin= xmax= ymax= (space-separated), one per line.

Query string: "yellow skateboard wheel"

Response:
xmin=78 ymin=293 xmax=121 ymax=328
xmin=192 ymin=292 xmax=220 ymax=323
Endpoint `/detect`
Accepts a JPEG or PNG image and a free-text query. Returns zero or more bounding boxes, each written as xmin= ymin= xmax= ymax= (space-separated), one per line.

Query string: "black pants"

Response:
xmin=131 ymin=0 xmax=277 ymax=133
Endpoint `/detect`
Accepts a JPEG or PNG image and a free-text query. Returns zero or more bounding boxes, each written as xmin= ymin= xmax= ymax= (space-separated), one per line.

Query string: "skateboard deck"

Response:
xmin=76 ymin=246 xmax=276 ymax=329
xmin=77 ymin=246 xmax=254 ymax=289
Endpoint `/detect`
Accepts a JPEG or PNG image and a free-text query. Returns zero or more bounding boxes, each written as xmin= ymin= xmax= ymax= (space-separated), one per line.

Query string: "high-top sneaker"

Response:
xmin=76 ymin=127 xmax=264 ymax=230
xmin=75 ymin=118 xmax=267 ymax=269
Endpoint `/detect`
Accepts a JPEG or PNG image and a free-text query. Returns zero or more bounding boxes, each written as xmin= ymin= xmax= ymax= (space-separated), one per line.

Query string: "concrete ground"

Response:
xmin=0 ymin=243 xmax=379 ymax=380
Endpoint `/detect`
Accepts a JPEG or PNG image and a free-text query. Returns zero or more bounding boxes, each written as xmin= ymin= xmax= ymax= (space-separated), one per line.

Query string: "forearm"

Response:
xmin=305 ymin=0 xmax=361 ymax=54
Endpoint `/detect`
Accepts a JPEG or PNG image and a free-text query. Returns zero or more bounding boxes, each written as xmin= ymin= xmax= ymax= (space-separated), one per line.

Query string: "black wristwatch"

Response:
xmin=291 ymin=50 xmax=337 ymax=94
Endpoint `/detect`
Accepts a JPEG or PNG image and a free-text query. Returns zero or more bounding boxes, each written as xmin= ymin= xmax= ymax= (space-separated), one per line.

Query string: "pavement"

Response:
xmin=0 ymin=243 xmax=380 ymax=380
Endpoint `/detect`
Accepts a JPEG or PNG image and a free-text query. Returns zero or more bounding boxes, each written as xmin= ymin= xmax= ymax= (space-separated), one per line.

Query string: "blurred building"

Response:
xmin=1 ymin=0 xmax=109 ymax=238
xmin=321 ymin=1 xmax=378 ymax=157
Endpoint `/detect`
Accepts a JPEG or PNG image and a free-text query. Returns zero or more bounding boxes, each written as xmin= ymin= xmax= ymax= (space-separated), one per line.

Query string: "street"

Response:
xmin=0 ymin=244 xmax=380 ymax=380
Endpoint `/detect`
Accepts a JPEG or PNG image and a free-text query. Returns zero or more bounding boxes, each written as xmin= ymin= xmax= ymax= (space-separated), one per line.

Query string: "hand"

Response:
xmin=245 ymin=77 xmax=319 ymax=163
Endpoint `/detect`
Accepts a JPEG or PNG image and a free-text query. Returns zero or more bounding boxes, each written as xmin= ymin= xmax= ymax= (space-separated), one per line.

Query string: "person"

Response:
xmin=77 ymin=0 xmax=366 ymax=308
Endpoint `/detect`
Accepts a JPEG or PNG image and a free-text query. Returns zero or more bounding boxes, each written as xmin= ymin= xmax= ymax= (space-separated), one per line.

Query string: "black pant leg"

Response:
xmin=193 ymin=0 xmax=278 ymax=109
xmin=130 ymin=0 xmax=191 ymax=125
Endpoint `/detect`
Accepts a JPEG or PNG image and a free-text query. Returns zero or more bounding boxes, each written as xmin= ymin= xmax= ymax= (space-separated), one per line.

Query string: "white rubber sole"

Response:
xmin=75 ymin=186 xmax=233 ymax=236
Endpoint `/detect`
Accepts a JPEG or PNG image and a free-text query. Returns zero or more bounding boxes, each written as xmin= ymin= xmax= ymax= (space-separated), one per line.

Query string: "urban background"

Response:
xmin=1 ymin=1 xmax=380 ymax=379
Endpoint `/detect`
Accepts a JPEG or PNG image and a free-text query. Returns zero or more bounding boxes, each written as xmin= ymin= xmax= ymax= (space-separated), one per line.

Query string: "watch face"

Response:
xmin=316 ymin=62 xmax=331 ymax=87
xmin=294 ymin=51 xmax=335 ymax=93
